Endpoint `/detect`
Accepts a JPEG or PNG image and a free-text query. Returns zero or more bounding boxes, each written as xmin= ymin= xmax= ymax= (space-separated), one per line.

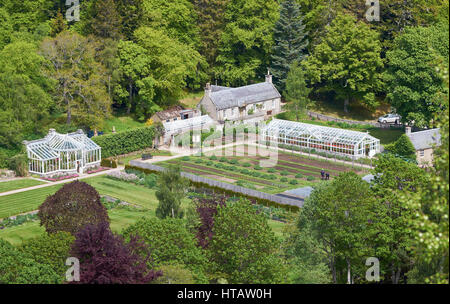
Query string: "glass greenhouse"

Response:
xmin=262 ymin=119 xmax=380 ymax=158
xmin=23 ymin=129 xmax=101 ymax=176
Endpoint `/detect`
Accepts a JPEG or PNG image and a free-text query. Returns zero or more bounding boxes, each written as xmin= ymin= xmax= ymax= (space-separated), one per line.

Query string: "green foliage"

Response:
xmin=101 ymin=158 xmax=119 ymax=168
xmin=122 ymin=217 xmax=208 ymax=283
xmin=215 ymin=0 xmax=279 ymax=86
xmin=19 ymin=232 xmax=75 ymax=280
xmin=280 ymin=177 xmax=288 ymax=183
xmin=93 ymin=126 xmax=155 ymax=158
xmin=384 ymin=24 xmax=449 ymax=127
xmin=386 ymin=134 xmax=417 ymax=161
xmin=0 ymin=239 xmax=60 ymax=284
xmin=208 ymin=199 xmax=287 ymax=283
xmin=285 ymin=61 xmax=312 ymax=120
xmin=155 ymin=164 xmax=190 ymax=219
xmin=306 ymin=175 xmax=315 ymax=181
xmin=152 ymin=264 xmax=196 ymax=284
xmin=8 ymin=154 xmax=28 ymax=177
xmin=271 ymin=0 xmax=308 ymax=91
xmin=303 ymin=14 xmax=384 ymax=112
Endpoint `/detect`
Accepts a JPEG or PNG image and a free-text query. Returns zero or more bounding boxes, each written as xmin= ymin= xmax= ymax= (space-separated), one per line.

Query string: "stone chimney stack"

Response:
xmin=405 ymin=126 xmax=412 ymax=135
xmin=265 ymin=68 xmax=272 ymax=84
xmin=205 ymin=82 xmax=212 ymax=97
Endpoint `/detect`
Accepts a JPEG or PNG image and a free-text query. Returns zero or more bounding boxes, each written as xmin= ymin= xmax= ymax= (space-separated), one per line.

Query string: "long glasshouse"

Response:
xmin=262 ymin=119 xmax=380 ymax=158
xmin=23 ymin=129 xmax=101 ymax=176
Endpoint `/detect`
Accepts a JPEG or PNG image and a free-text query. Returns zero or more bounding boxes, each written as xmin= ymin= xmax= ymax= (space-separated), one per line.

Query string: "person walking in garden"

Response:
xmin=320 ymin=169 xmax=325 ymax=180
xmin=325 ymin=172 xmax=330 ymax=180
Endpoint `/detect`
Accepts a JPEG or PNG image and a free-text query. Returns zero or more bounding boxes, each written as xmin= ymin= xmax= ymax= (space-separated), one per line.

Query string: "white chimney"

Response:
xmin=205 ymin=82 xmax=211 ymax=97
xmin=405 ymin=126 xmax=412 ymax=135
xmin=265 ymin=68 xmax=272 ymax=84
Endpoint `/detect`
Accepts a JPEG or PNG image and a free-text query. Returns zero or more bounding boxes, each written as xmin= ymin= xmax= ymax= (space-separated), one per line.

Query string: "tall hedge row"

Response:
xmin=92 ymin=127 xmax=155 ymax=158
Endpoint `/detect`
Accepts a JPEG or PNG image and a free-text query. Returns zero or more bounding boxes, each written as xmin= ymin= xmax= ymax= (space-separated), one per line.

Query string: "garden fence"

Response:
xmin=129 ymin=160 xmax=304 ymax=208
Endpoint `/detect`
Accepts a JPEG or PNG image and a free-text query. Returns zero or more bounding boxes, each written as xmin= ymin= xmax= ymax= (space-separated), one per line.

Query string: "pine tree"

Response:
xmin=270 ymin=0 xmax=308 ymax=92
xmin=50 ymin=9 xmax=67 ymax=37
xmin=91 ymin=0 xmax=122 ymax=40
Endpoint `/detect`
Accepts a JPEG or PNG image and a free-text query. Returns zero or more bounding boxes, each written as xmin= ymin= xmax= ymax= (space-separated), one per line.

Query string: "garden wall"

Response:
xmin=128 ymin=160 xmax=303 ymax=210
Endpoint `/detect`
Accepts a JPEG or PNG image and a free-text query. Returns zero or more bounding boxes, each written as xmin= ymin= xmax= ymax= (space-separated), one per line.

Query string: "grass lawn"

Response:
xmin=103 ymin=115 xmax=146 ymax=134
xmin=368 ymin=127 xmax=404 ymax=145
xmin=117 ymin=149 xmax=172 ymax=166
xmin=0 ymin=179 xmax=46 ymax=193
xmin=0 ymin=184 xmax=63 ymax=219
xmin=179 ymin=91 xmax=204 ymax=108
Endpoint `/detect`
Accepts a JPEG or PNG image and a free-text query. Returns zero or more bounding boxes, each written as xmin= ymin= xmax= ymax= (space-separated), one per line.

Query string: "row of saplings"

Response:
xmin=0 ymin=180 xmax=287 ymax=284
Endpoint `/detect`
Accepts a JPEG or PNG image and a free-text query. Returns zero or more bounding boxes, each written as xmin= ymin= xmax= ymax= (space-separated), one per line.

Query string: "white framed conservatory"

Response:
xmin=23 ymin=129 xmax=101 ymax=176
xmin=262 ymin=119 xmax=380 ymax=158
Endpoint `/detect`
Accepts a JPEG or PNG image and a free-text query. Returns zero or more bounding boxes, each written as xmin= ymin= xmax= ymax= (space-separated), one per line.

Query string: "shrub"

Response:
xmin=92 ymin=126 xmax=155 ymax=158
xmin=38 ymin=181 xmax=109 ymax=235
xmin=280 ymin=170 xmax=289 ymax=176
xmin=242 ymin=162 xmax=251 ymax=167
xmin=228 ymin=159 xmax=238 ymax=165
xmin=289 ymin=179 xmax=299 ymax=185
xmin=8 ymin=154 xmax=28 ymax=177
xmin=307 ymin=175 xmax=315 ymax=181
xmin=209 ymin=155 xmax=217 ymax=160
xmin=205 ymin=161 xmax=213 ymax=166
xmin=240 ymin=169 xmax=250 ymax=175
xmin=181 ymin=156 xmax=190 ymax=161
xmin=194 ymin=158 xmax=203 ymax=164
xmin=295 ymin=173 xmax=303 ymax=179
xmin=268 ymin=174 xmax=277 ymax=180
xmin=280 ymin=177 xmax=288 ymax=183
xmin=71 ymin=222 xmax=162 ymax=284
xmin=254 ymin=165 xmax=262 ymax=170
xmin=152 ymin=264 xmax=195 ymax=284
xmin=101 ymin=158 xmax=118 ymax=168
xmin=267 ymin=168 xmax=276 ymax=173
xmin=219 ymin=157 xmax=227 ymax=162
xmin=122 ymin=218 xmax=208 ymax=283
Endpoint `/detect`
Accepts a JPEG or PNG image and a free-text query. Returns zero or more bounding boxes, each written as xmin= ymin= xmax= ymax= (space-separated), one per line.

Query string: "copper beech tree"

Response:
xmin=38 ymin=181 xmax=109 ymax=235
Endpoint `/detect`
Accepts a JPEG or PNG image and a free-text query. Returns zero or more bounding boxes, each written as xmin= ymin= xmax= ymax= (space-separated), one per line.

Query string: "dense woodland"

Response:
xmin=0 ymin=0 xmax=449 ymax=284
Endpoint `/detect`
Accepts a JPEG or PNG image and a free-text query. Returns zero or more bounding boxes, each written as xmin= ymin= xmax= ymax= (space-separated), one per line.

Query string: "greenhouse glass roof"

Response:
xmin=263 ymin=119 xmax=379 ymax=146
xmin=24 ymin=129 xmax=100 ymax=161
xmin=163 ymin=115 xmax=215 ymax=134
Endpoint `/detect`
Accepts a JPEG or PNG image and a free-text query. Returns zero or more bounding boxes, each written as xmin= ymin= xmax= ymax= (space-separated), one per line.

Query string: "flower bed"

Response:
xmin=86 ymin=167 xmax=109 ymax=174
xmin=42 ymin=174 xmax=78 ymax=182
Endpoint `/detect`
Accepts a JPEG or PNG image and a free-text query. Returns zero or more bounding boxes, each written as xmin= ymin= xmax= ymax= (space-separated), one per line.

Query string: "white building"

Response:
xmin=23 ymin=129 xmax=101 ymax=176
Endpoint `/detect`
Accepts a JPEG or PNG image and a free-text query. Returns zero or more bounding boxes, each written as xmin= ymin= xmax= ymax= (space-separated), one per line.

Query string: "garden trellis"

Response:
xmin=262 ymin=119 xmax=380 ymax=158
xmin=23 ymin=129 xmax=101 ymax=176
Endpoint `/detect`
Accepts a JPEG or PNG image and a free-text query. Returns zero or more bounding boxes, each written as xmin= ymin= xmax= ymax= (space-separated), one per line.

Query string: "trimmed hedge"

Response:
xmin=101 ymin=158 xmax=118 ymax=168
xmin=92 ymin=126 xmax=155 ymax=158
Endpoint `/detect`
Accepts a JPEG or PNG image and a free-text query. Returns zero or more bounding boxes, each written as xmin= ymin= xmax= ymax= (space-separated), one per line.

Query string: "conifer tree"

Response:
xmin=270 ymin=0 xmax=308 ymax=91
xmin=91 ymin=0 xmax=122 ymax=40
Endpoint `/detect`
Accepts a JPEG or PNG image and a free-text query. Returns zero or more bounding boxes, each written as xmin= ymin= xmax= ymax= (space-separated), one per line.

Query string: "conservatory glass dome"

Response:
xmin=23 ymin=129 xmax=101 ymax=176
xmin=262 ymin=119 xmax=380 ymax=158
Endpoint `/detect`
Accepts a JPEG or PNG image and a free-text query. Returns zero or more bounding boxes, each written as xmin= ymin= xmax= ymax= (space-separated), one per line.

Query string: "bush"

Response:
xmin=267 ymin=168 xmax=276 ymax=173
xmin=219 ymin=157 xmax=227 ymax=162
xmin=228 ymin=159 xmax=238 ymax=165
xmin=194 ymin=158 xmax=203 ymax=164
xmin=8 ymin=154 xmax=28 ymax=177
xmin=38 ymin=181 xmax=109 ymax=235
xmin=268 ymin=174 xmax=277 ymax=180
xmin=92 ymin=126 xmax=155 ymax=158
xmin=289 ymin=179 xmax=299 ymax=185
xmin=242 ymin=162 xmax=251 ymax=167
xmin=101 ymin=158 xmax=118 ymax=168
xmin=280 ymin=177 xmax=288 ymax=183
xmin=152 ymin=264 xmax=196 ymax=284
xmin=181 ymin=156 xmax=190 ymax=161
xmin=122 ymin=218 xmax=208 ymax=283
xmin=254 ymin=165 xmax=262 ymax=170
xmin=209 ymin=155 xmax=217 ymax=160
xmin=205 ymin=161 xmax=213 ymax=166
xmin=306 ymin=175 xmax=315 ymax=181
xmin=295 ymin=173 xmax=303 ymax=178
xmin=280 ymin=170 xmax=289 ymax=176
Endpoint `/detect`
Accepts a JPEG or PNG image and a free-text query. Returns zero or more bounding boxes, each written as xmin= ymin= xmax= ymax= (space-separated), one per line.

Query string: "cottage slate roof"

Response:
xmin=407 ymin=128 xmax=441 ymax=150
xmin=209 ymin=82 xmax=281 ymax=110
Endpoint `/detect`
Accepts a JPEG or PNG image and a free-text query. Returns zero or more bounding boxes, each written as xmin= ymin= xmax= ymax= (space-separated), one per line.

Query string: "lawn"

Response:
xmin=0 ymin=178 xmax=46 ymax=193
xmin=103 ymin=115 xmax=146 ymax=134
xmin=179 ymin=90 xmax=204 ymax=109
xmin=0 ymin=184 xmax=63 ymax=219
